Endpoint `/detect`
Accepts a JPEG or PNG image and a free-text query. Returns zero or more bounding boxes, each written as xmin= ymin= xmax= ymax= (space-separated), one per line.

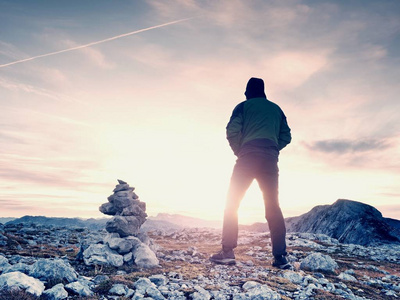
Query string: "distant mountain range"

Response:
xmin=2 ymin=199 xmax=399 ymax=246
xmin=5 ymin=216 xmax=110 ymax=230
xmin=148 ymin=213 xmax=221 ymax=229
xmin=0 ymin=217 xmax=15 ymax=224
xmin=1 ymin=213 xmax=219 ymax=232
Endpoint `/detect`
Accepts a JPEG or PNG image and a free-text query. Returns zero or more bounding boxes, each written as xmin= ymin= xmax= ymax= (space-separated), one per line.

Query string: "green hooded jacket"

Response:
xmin=226 ymin=97 xmax=291 ymax=157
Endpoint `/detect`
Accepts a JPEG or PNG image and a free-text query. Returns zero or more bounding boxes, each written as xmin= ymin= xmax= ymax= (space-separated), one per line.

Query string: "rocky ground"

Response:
xmin=0 ymin=222 xmax=400 ymax=299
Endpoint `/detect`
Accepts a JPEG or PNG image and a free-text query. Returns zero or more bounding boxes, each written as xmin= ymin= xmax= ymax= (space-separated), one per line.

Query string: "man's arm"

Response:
xmin=226 ymin=103 xmax=244 ymax=156
xmin=278 ymin=112 xmax=291 ymax=150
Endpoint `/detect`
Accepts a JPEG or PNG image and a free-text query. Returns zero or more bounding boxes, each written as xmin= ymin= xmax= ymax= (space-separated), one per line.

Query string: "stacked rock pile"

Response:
xmin=83 ymin=180 xmax=159 ymax=268
xmin=100 ymin=179 xmax=147 ymax=237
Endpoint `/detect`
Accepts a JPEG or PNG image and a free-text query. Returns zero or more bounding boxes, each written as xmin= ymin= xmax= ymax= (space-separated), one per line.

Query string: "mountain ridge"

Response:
xmin=3 ymin=199 xmax=399 ymax=246
xmin=149 ymin=213 xmax=221 ymax=229
xmin=5 ymin=215 xmax=110 ymax=230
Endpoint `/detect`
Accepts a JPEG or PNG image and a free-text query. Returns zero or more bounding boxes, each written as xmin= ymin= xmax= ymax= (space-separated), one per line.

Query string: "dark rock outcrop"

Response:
xmin=286 ymin=199 xmax=400 ymax=246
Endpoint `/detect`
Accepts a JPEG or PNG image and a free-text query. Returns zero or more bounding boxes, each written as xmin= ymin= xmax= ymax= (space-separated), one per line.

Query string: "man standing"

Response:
xmin=210 ymin=77 xmax=292 ymax=269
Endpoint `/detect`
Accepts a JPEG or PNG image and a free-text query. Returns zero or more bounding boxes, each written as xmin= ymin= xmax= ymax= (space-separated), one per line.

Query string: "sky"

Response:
xmin=0 ymin=0 xmax=399 ymax=224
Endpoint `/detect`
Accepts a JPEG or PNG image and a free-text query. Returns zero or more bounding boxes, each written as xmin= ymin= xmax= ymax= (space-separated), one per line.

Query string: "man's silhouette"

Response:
xmin=210 ymin=77 xmax=292 ymax=269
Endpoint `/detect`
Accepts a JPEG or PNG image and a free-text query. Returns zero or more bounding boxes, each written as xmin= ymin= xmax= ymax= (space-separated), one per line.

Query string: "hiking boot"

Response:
xmin=272 ymin=255 xmax=292 ymax=269
xmin=209 ymin=248 xmax=236 ymax=265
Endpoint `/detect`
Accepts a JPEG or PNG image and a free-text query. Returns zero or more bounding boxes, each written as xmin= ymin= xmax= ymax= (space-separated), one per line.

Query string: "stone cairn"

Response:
xmin=100 ymin=179 xmax=147 ymax=237
xmin=83 ymin=180 xmax=159 ymax=268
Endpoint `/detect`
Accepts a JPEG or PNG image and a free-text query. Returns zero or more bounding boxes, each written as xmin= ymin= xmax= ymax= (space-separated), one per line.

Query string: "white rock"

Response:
xmin=109 ymin=283 xmax=128 ymax=296
xmin=300 ymin=252 xmax=338 ymax=274
xmin=124 ymin=251 xmax=133 ymax=262
xmin=29 ymin=258 xmax=78 ymax=283
xmin=242 ymin=280 xmax=261 ymax=291
xmin=282 ymin=270 xmax=304 ymax=284
xmin=0 ymin=271 xmax=45 ymax=297
xmin=65 ymin=281 xmax=93 ymax=297
xmin=338 ymin=272 xmax=357 ymax=282
xmin=243 ymin=284 xmax=281 ymax=300
xmin=134 ymin=277 xmax=156 ymax=294
xmin=42 ymin=283 xmax=68 ymax=300
xmin=2 ymin=262 xmax=32 ymax=275
xmin=105 ymin=233 xmax=141 ymax=254
xmin=104 ymin=232 xmax=121 ymax=248
xmin=149 ymin=274 xmax=169 ymax=286
xmin=0 ymin=255 xmax=10 ymax=272
xmin=134 ymin=243 xmax=159 ymax=268
xmin=126 ymin=288 xmax=135 ymax=298
xmin=146 ymin=285 xmax=166 ymax=300
xmin=191 ymin=285 xmax=211 ymax=300
xmin=83 ymin=244 xmax=124 ymax=267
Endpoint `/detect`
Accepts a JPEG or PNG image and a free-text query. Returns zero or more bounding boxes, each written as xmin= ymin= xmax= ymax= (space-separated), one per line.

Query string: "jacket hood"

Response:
xmin=245 ymin=77 xmax=266 ymax=99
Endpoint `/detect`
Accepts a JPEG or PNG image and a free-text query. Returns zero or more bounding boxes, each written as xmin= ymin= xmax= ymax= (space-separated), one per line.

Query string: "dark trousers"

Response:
xmin=222 ymin=153 xmax=287 ymax=257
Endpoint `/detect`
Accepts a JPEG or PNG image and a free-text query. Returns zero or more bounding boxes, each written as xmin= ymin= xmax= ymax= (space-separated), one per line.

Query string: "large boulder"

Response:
xmin=106 ymin=215 xmax=143 ymax=237
xmin=300 ymin=252 xmax=338 ymax=274
xmin=83 ymin=243 xmax=124 ymax=267
xmin=105 ymin=233 xmax=141 ymax=254
xmin=0 ymin=271 xmax=45 ymax=297
xmin=281 ymin=271 xmax=304 ymax=284
xmin=246 ymin=284 xmax=281 ymax=300
xmin=0 ymin=255 xmax=10 ymax=273
xmin=99 ymin=202 xmax=119 ymax=215
xmin=149 ymin=274 xmax=168 ymax=286
xmin=42 ymin=283 xmax=68 ymax=300
xmin=133 ymin=277 xmax=156 ymax=294
xmin=2 ymin=262 xmax=32 ymax=275
xmin=133 ymin=243 xmax=159 ymax=268
xmin=65 ymin=281 xmax=93 ymax=297
xmin=110 ymin=192 xmax=136 ymax=209
xmin=121 ymin=203 xmax=147 ymax=218
xmin=29 ymin=258 xmax=78 ymax=283
xmin=109 ymin=283 xmax=129 ymax=296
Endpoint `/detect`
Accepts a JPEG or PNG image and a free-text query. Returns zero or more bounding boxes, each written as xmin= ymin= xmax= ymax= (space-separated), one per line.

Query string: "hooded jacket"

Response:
xmin=226 ymin=78 xmax=291 ymax=157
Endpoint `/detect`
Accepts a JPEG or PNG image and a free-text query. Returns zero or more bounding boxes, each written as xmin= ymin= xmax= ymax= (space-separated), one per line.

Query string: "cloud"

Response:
xmin=0 ymin=77 xmax=76 ymax=103
xmin=307 ymin=138 xmax=392 ymax=154
xmin=0 ymin=198 xmax=100 ymax=217
xmin=301 ymin=137 xmax=400 ymax=172
xmin=262 ymin=50 xmax=331 ymax=91
xmin=0 ymin=152 xmax=103 ymax=189
xmin=0 ymin=167 xmax=74 ymax=187
xmin=61 ymin=39 xmax=114 ymax=69
xmin=0 ymin=199 xmax=38 ymax=211
xmin=0 ymin=41 xmax=27 ymax=61
xmin=0 ymin=131 xmax=27 ymax=144
xmin=123 ymin=42 xmax=174 ymax=69
xmin=361 ymin=44 xmax=387 ymax=61
xmin=29 ymin=110 xmax=93 ymax=127
xmin=147 ymin=0 xmax=201 ymax=19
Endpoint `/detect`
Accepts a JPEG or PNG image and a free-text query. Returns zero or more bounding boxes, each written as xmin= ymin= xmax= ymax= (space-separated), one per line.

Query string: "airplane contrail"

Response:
xmin=0 ymin=17 xmax=193 ymax=68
